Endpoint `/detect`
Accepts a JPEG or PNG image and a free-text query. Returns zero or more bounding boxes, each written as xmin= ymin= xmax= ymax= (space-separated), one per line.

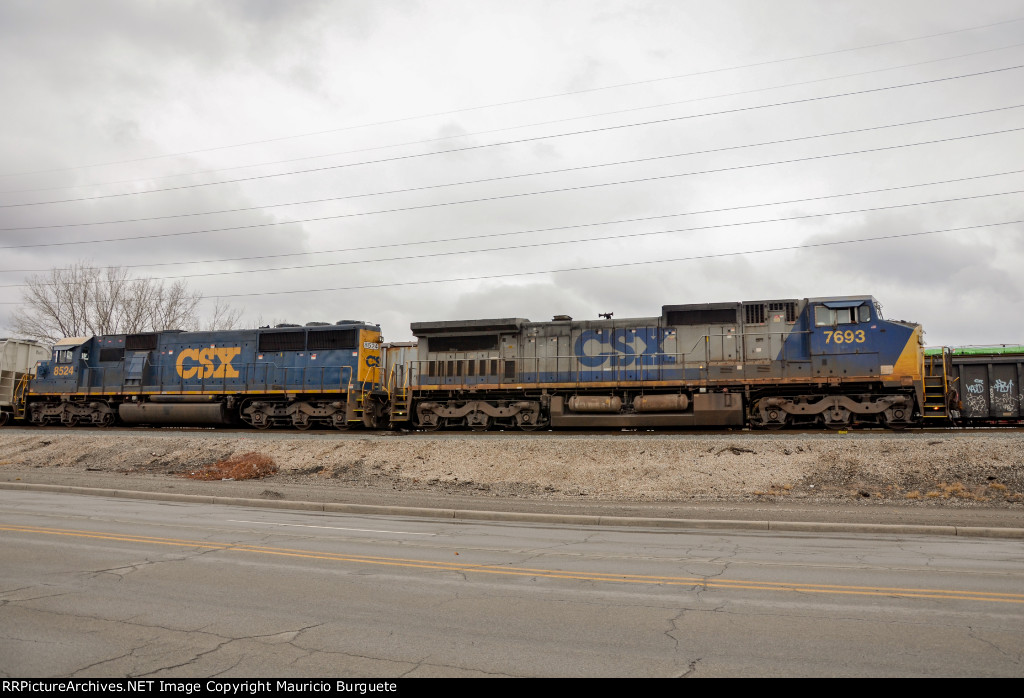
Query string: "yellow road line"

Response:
xmin=4 ymin=524 xmax=1022 ymax=604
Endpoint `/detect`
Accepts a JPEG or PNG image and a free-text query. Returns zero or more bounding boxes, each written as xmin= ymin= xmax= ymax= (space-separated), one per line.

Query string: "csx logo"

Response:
xmin=574 ymin=329 xmax=675 ymax=367
xmin=175 ymin=347 xmax=242 ymax=379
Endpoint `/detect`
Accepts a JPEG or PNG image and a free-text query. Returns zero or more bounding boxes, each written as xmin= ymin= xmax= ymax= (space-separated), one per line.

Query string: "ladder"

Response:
xmin=387 ymin=366 xmax=411 ymax=424
xmin=13 ymin=373 xmax=30 ymax=420
xmin=922 ymin=349 xmax=952 ymax=421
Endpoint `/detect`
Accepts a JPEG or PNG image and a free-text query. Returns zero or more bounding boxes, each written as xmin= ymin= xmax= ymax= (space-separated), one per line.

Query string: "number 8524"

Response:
xmin=824 ymin=329 xmax=866 ymax=344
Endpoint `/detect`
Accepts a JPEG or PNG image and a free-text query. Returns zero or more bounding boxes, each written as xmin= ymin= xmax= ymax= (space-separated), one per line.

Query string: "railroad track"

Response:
xmin=4 ymin=425 xmax=1023 ymax=437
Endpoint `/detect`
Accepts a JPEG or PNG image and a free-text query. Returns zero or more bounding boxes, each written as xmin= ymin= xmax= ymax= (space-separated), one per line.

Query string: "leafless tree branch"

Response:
xmin=8 ymin=262 xmax=238 ymax=343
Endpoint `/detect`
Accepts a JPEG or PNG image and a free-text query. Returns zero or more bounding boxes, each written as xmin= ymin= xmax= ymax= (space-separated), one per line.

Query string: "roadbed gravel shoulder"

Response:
xmin=0 ymin=429 xmax=1022 ymax=528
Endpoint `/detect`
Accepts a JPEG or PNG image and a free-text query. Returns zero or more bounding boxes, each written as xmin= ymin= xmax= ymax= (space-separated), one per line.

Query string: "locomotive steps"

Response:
xmin=0 ymin=430 xmax=1021 ymax=509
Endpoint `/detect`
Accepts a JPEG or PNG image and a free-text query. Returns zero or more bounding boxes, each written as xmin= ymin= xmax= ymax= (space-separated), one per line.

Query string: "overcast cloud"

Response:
xmin=1 ymin=0 xmax=1022 ymax=346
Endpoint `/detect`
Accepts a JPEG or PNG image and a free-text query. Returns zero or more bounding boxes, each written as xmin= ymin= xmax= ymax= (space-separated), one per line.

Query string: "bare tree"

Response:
xmin=9 ymin=262 xmax=209 ymax=343
xmin=204 ymin=297 xmax=244 ymax=331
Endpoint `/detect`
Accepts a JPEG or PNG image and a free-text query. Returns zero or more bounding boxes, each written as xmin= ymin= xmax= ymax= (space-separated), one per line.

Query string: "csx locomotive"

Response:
xmin=24 ymin=321 xmax=389 ymax=430
xmin=13 ymin=294 xmax=961 ymax=430
xmin=401 ymin=295 xmax=926 ymax=430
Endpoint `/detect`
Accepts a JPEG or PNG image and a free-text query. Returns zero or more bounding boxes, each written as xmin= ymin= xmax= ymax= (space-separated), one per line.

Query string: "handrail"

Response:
xmin=51 ymin=361 xmax=357 ymax=395
xmin=14 ymin=373 xmax=30 ymax=419
xmin=403 ymin=329 xmax=829 ymax=388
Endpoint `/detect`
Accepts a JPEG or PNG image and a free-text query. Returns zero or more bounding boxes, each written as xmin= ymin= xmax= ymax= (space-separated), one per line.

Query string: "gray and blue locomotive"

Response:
xmin=397 ymin=295 xmax=925 ymax=430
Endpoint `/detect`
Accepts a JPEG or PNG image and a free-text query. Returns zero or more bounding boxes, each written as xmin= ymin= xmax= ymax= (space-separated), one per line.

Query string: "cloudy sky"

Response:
xmin=1 ymin=0 xmax=1022 ymax=345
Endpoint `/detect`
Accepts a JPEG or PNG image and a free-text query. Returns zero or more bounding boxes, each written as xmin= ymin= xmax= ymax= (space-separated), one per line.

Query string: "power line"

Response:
xmin=3 ymin=188 xmax=1018 ymax=290
xmin=4 ymin=63 xmax=1022 ymax=209
xmin=2 ymin=218 xmax=1016 ymax=305
xmin=5 ymin=103 xmax=1020 ymax=233
xmin=5 ymin=13 xmax=1021 ymax=179
xmin=8 ymin=39 xmax=1024 ymax=197
xmin=157 ymin=219 xmax=1024 ymax=302
xmin=2 ymin=125 xmax=1022 ymax=250
xmin=2 ymin=167 xmax=1020 ymax=275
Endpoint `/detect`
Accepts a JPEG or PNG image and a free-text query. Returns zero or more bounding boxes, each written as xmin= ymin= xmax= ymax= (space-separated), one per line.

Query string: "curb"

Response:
xmin=2 ymin=481 xmax=1023 ymax=539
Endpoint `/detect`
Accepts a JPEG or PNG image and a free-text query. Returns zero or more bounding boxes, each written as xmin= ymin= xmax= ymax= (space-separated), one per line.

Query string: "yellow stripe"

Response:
xmin=4 ymin=524 xmax=1021 ymax=605
xmin=30 ymin=389 xmax=346 ymax=397
xmin=892 ymin=325 xmax=925 ymax=380
xmin=413 ymin=377 xmax=885 ymax=391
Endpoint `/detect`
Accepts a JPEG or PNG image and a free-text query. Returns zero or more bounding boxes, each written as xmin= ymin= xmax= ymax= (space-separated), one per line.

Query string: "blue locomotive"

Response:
xmin=395 ymin=295 xmax=925 ymax=429
xmin=26 ymin=321 xmax=387 ymax=429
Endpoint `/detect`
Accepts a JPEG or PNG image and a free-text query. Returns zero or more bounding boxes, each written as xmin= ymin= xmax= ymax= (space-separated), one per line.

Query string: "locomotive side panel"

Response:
xmin=26 ymin=322 xmax=385 ymax=429
xmin=407 ymin=295 xmax=925 ymax=430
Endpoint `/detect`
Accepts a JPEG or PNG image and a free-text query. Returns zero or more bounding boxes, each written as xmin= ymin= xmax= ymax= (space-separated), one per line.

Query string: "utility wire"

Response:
xmin=4 ymin=14 xmax=1021 ymax=178
xmin=2 ymin=166 xmax=1020 ymax=275
xmin=2 ymin=188 xmax=1019 ymax=290
xmin=120 ymin=219 xmax=1024 ymax=302
xmin=2 ymin=125 xmax=1022 ymax=250
xmin=3 ymin=63 xmax=1022 ymax=209
xmin=8 ymin=39 xmax=1024 ymax=196
xmin=4 ymin=103 xmax=1022 ymax=232
xmin=1 ymin=218 xmax=1016 ymax=304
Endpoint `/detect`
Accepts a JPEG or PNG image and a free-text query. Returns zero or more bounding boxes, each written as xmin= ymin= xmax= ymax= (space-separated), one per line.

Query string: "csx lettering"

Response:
xmin=574 ymin=329 xmax=673 ymax=367
xmin=175 ymin=347 xmax=242 ymax=379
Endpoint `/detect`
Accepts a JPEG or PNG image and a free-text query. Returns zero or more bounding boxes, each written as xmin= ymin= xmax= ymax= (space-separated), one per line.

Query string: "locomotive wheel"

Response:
xmin=515 ymin=416 xmax=545 ymax=430
xmin=821 ymin=406 xmax=851 ymax=430
xmin=294 ymin=421 xmax=312 ymax=431
xmin=64 ymin=415 xmax=80 ymax=427
xmin=761 ymin=408 xmax=787 ymax=430
xmin=96 ymin=412 xmax=115 ymax=428
xmin=515 ymin=411 xmax=546 ymax=431
xmin=0 ymin=412 xmax=9 ymax=427
xmin=466 ymin=411 xmax=490 ymax=431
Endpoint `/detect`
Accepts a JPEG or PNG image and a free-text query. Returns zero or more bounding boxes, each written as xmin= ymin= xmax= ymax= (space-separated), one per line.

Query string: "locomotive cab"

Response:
xmin=32 ymin=337 xmax=94 ymax=394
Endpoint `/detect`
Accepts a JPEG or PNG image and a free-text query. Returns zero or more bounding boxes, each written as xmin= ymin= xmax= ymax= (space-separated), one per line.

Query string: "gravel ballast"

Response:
xmin=1 ymin=429 xmax=1021 ymax=508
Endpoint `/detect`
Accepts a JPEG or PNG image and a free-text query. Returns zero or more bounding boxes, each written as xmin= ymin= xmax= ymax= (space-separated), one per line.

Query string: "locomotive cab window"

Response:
xmin=815 ymin=304 xmax=866 ymax=327
xmin=55 ymin=349 xmax=73 ymax=363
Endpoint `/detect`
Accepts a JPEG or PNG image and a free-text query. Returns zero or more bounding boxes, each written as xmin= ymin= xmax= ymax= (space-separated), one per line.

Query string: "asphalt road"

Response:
xmin=2 ymin=491 xmax=1023 ymax=677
